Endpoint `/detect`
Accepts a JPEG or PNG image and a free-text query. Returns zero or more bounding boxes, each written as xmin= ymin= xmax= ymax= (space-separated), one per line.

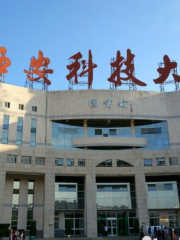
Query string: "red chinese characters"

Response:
xmin=66 ymin=50 xmax=97 ymax=88
xmin=0 ymin=47 xmax=11 ymax=74
xmin=154 ymin=55 xmax=180 ymax=84
xmin=108 ymin=49 xmax=146 ymax=86
xmin=24 ymin=50 xmax=53 ymax=85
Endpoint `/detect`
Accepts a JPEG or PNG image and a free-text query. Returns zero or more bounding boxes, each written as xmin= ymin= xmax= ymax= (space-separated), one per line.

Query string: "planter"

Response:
xmin=67 ymin=235 xmax=70 ymax=238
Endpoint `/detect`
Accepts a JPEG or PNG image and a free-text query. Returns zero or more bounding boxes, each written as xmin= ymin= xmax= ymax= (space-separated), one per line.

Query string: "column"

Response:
xmin=0 ymin=169 xmax=6 ymax=223
xmin=131 ymin=120 xmax=136 ymax=150
xmin=43 ymin=172 xmax=55 ymax=238
xmin=84 ymin=120 xmax=88 ymax=150
xmin=135 ymin=173 xmax=149 ymax=229
xmin=85 ymin=173 xmax=97 ymax=238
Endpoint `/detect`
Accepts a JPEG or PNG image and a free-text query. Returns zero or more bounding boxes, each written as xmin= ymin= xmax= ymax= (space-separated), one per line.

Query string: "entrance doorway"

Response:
xmin=107 ymin=218 xmax=117 ymax=236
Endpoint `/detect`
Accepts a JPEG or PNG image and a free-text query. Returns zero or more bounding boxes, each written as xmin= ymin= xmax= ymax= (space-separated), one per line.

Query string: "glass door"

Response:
xmin=107 ymin=218 xmax=117 ymax=236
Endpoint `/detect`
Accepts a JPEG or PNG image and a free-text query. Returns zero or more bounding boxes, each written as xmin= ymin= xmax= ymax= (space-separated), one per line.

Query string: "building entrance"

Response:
xmin=107 ymin=218 xmax=117 ymax=236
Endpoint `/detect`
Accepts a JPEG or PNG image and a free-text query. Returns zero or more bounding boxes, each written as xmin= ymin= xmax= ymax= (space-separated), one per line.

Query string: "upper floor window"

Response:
xmin=2 ymin=115 xmax=9 ymax=144
xmin=7 ymin=155 xmax=17 ymax=163
xmin=21 ymin=156 xmax=31 ymax=164
xmin=144 ymin=159 xmax=153 ymax=166
xmin=78 ymin=159 xmax=86 ymax=167
xmin=117 ymin=160 xmax=133 ymax=167
xmin=67 ymin=158 xmax=74 ymax=166
xmin=55 ymin=158 xmax=63 ymax=166
xmin=96 ymin=159 xmax=112 ymax=167
xmin=156 ymin=158 xmax=165 ymax=166
xmin=16 ymin=117 xmax=23 ymax=146
xmin=30 ymin=118 xmax=36 ymax=147
xmin=169 ymin=158 xmax=178 ymax=165
xmin=36 ymin=157 xmax=45 ymax=165
xmin=18 ymin=104 xmax=24 ymax=110
xmin=5 ymin=102 xmax=10 ymax=108
xmin=32 ymin=106 xmax=37 ymax=112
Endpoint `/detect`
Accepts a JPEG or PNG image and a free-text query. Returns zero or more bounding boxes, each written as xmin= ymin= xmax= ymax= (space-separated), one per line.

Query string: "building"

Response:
xmin=0 ymin=82 xmax=180 ymax=238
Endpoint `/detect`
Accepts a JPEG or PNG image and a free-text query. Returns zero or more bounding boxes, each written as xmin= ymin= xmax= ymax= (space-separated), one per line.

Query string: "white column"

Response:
xmin=85 ymin=173 xmax=97 ymax=237
xmin=135 ymin=173 xmax=149 ymax=229
xmin=43 ymin=172 xmax=55 ymax=238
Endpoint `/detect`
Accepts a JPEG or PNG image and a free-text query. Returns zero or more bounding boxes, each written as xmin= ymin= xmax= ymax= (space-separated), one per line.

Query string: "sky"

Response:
xmin=1 ymin=0 xmax=180 ymax=92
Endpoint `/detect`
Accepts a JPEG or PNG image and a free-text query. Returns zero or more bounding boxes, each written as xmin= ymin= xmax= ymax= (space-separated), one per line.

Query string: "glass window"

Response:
xmin=96 ymin=159 xmax=112 ymax=167
xmin=12 ymin=193 xmax=19 ymax=206
xmin=13 ymin=180 xmax=20 ymax=190
xmin=169 ymin=158 xmax=178 ymax=165
xmin=109 ymin=129 xmax=117 ymax=136
xmin=78 ymin=160 xmax=85 ymax=167
xmin=148 ymin=184 xmax=156 ymax=191
xmin=55 ymin=158 xmax=63 ymax=166
xmin=7 ymin=155 xmax=17 ymax=163
xmin=28 ymin=194 xmax=34 ymax=208
xmin=117 ymin=160 xmax=133 ymax=167
xmin=32 ymin=106 xmax=37 ymax=112
xmin=18 ymin=104 xmax=24 ymax=110
xmin=95 ymin=129 xmax=102 ymax=135
xmin=36 ymin=157 xmax=45 ymax=165
xmin=28 ymin=180 xmax=34 ymax=190
xmin=156 ymin=158 xmax=165 ymax=166
xmin=144 ymin=159 xmax=152 ymax=166
xmin=5 ymin=102 xmax=10 ymax=108
xmin=67 ymin=159 xmax=74 ymax=166
xmin=164 ymin=184 xmax=173 ymax=191
xmin=21 ymin=156 xmax=31 ymax=164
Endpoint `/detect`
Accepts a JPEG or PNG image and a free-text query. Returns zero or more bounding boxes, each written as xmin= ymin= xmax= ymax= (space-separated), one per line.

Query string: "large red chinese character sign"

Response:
xmin=0 ymin=47 xmax=11 ymax=83
xmin=153 ymin=55 xmax=180 ymax=92
xmin=24 ymin=50 xmax=53 ymax=90
xmin=66 ymin=50 xmax=97 ymax=89
xmin=108 ymin=49 xmax=146 ymax=89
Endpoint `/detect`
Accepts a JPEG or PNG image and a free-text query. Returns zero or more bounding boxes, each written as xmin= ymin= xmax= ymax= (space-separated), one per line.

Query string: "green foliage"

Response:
xmin=0 ymin=224 xmax=10 ymax=237
xmin=30 ymin=220 xmax=37 ymax=236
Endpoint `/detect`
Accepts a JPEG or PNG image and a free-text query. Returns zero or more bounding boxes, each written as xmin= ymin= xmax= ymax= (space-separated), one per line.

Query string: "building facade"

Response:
xmin=0 ymin=82 xmax=180 ymax=238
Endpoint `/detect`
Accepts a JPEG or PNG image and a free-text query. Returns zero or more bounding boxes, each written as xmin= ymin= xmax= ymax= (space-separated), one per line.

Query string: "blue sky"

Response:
xmin=1 ymin=0 xmax=180 ymax=92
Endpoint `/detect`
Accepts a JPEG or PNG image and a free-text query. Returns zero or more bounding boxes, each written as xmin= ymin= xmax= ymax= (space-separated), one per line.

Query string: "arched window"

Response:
xmin=96 ymin=159 xmax=112 ymax=167
xmin=116 ymin=160 xmax=133 ymax=167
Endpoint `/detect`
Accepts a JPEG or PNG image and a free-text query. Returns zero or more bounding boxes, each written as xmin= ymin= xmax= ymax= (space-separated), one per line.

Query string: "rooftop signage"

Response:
xmin=0 ymin=46 xmax=179 ymax=91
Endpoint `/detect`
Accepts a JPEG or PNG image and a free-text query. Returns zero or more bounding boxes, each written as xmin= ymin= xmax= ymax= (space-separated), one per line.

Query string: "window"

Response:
xmin=30 ymin=118 xmax=36 ymax=147
xmin=67 ymin=158 xmax=74 ymax=166
xmin=18 ymin=104 xmax=24 ymax=110
xmin=169 ymin=158 xmax=178 ymax=165
xmin=16 ymin=117 xmax=23 ymax=146
xmin=117 ymin=160 xmax=133 ymax=167
xmin=141 ymin=128 xmax=161 ymax=134
xmin=149 ymin=213 xmax=159 ymax=226
xmin=156 ymin=158 xmax=165 ymax=166
xmin=147 ymin=184 xmax=156 ymax=191
xmin=59 ymin=185 xmax=76 ymax=192
xmin=96 ymin=159 xmax=112 ymax=167
xmin=7 ymin=155 xmax=17 ymax=163
xmin=78 ymin=159 xmax=85 ymax=167
xmin=95 ymin=129 xmax=102 ymax=135
xmin=36 ymin=157 xmax=45 ymax=165
xmin=164 ymin=183 xmax=173 ymax=190
xmin=21 ymin=156 xmax=31 ymax=164
xmin=32 ymin=106 xmax=37 ymax=112
xmin=13 ymin=179 xmax=20 ymax=190
xmin=109 ymin=129 xmax=116 ymax=136
xmin=144 ymin=159 xmax=152 ymax=166
xmin=55 ymin=158 xmax=63 ymax=166
xmin=2 ymin=115 xmax=9 ymax=144
xmin=5 ymin=102 xmax=10 ymax=108
xmin=28 ymin=180 xmax=34 ymax=190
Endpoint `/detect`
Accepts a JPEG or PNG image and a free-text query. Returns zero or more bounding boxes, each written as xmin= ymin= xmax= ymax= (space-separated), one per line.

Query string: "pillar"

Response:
xmin=135 ymin=173 xmax=149 ymax=229
xmin=43 ymin=172 xmax=55 ymax=238
xmin=85 ymin=173 xmax=97 ymax=237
